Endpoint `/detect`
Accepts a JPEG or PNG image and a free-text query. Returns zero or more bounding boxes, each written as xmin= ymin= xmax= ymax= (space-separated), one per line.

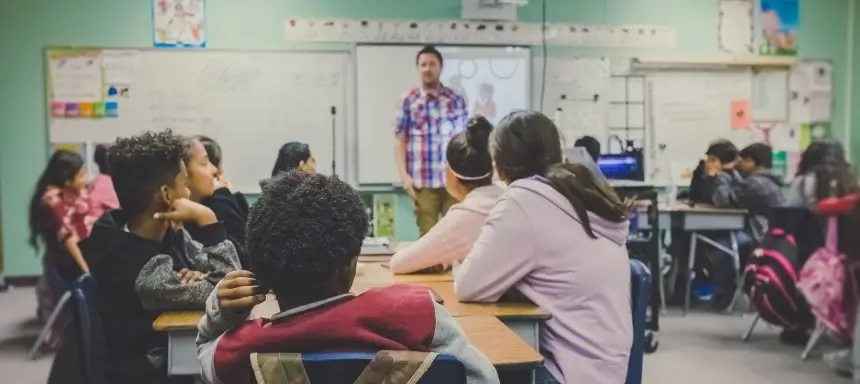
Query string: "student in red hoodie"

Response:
xmin=195 ymin=170 xmax=498 ymax=384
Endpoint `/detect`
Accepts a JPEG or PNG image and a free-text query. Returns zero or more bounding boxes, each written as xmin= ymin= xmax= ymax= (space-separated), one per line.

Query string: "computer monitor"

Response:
xmin=598 ymin=153 xmax=645 ymax=181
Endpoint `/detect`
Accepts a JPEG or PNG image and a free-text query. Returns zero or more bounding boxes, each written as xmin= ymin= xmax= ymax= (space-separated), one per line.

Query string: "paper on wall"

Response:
xmin=751 ymin=69 xmax=788 ymax=121
xmin=808 ymin=91 xmax=833 ymax=122
xmin=718 ymin=0 xmax=754 ymax=54
xmin=50 ymin=54 xmax=103 ymax=103
xmin=101 ymin=50 xmax=138 ymax=84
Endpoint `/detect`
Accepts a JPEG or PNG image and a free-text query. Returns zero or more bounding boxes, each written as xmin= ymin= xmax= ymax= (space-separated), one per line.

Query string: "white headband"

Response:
xmin=449 ymin=168 xmax=493 ymax=181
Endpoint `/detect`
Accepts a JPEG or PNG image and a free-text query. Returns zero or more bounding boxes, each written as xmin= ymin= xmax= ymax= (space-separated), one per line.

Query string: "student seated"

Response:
xmin=706 ymin=143 xmax=783 ymax=309
xmin=390 ymin=116 xmax=503 ymax=274
xmin=573 ymin=135 xmax=601 ymax=163
xmin=87 ymin=143 xmax=120 ymax=220
xmin=453 ymin=110 xmax=633 ymax=384
xmin=197 ymin=135 xmax=250 ymax=218
xmin=785 ymin=139 xmax=857 ymax=207
xmin=259 ymin=141 xmax=316 ymax=190
xmin=667 ymin=139 xmax=738 ymax=305
xmin=713 ymin=143 xmax=784 ymax=227
xmin=196 ymin=171 xmax=498 ymax=384
xmin=183 ymin=136 xmax=250 ymax=268
xmin=80 ymin=130 xmax=240 ymax=383
xmin=687 ymin=139 xmax=739 ymax=204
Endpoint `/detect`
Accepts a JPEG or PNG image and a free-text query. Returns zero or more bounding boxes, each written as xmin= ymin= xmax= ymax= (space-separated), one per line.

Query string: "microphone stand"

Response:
xmin=330 ymin=106 xmax=336 ymax=175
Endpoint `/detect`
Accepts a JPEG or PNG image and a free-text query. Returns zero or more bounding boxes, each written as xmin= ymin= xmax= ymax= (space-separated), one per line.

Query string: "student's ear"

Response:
xmin=159 ymin=185 xmax=172 ymax=206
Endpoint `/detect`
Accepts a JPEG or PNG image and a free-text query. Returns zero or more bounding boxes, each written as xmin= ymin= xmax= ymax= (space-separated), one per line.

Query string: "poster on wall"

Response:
xmin=758 ymin=0 xmax=798 ymax=56
xmin=153 ymin=0 xmax=206 ymax=48
xmin=718 ymin=0 xmax=754 ymax=54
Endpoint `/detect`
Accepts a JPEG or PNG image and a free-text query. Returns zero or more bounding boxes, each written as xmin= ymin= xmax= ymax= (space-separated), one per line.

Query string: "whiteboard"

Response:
xmin=355 ymin=45 xmax=531 ymax=185
xmin=48 ymin=49 xmax=350 ymax=193
xmin=646 ymin=69 xmax=758 ymax=185
xmin=532 ymin=56 xmax=610 ymax=148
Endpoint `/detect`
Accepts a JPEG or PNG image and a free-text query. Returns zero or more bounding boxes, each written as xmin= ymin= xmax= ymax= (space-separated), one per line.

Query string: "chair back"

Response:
xmin=48 ymin=274 xmax=106 ymax=384
xmin=626 ymin=259 xmax=651 ymax=384
xmin=250 ymin=351 xmax=466 ymax=384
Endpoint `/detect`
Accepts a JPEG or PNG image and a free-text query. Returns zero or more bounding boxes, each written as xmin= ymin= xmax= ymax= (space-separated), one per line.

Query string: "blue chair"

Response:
xmin=46 ymin=274 xmax=107 ymax=384
xmin=627 ymin=259 xmax=652 ymax=384
xmin=251 ymin=352 xmax=466 ymax=384
xmin=29 ymin=267 xmax=79 ymax=360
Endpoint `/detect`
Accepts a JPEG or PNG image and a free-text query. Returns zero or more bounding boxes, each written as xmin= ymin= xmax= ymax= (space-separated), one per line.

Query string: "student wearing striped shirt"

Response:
xmin=394 ymin=45 xmax=469 ymax=236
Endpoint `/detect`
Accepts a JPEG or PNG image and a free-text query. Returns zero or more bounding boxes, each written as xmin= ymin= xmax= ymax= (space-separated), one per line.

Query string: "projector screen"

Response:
xmin=355 ymin=45 xmax=531 ymax=184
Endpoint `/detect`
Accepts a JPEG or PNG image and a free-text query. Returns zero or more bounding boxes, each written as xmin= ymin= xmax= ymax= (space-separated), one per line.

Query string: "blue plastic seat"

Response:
xmin=627 ymin=259 xmax=652 ymax=384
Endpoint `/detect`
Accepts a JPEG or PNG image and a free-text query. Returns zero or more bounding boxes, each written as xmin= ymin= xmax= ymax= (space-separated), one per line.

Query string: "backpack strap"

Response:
xmin=826 ymin=215 xmax=838 ymax=251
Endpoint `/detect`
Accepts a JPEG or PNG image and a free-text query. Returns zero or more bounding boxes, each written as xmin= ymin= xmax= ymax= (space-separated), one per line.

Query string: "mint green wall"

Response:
xmin=0 ymin=0 xmax=853 ymax=276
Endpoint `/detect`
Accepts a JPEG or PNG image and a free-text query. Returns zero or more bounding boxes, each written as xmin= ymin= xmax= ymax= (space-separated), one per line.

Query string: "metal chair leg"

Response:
xmin=727 ymin=268 xmax=748 ymax=313
xmin=657 ymin=248 xmax=667 ymax=314
xmin=29 ymin=291 xmax=72 ymax=360
xmin=742 ymin=313 xmax=761 ymax=342
xmin=683 ymin=233 xmax=698 ymax=315
xmin=801 ymin=323 xmax=827 ymax=361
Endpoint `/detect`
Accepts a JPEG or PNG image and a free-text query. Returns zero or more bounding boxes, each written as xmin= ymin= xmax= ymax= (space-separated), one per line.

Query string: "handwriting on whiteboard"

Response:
xmin=197 ymin=59 xmax=261 ymax=92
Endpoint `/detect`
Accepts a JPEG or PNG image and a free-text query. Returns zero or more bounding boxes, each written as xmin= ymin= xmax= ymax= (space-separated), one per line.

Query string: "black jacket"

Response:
xmin=77 ymin=210 xmax=240 ymax=383
xmin=185 ymin=187 xmax=249 ymax=268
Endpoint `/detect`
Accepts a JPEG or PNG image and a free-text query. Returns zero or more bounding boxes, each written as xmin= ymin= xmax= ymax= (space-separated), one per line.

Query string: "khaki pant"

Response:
xmin=413 ymin=187 xmax=457 ymax=236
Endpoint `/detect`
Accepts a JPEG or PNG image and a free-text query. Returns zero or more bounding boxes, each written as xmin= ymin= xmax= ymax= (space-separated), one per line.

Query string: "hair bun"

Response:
xmin=466 ymin=115 xmax=493 ymax=152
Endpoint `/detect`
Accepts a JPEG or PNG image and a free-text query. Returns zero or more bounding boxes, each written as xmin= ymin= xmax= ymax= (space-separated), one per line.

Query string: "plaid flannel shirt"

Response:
xmin=394 ymin=86 xmax=468 ymax=189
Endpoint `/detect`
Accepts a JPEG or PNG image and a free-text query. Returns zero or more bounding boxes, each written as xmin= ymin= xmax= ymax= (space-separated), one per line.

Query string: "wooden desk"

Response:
xmin=635 ymin=201 xmax=747 ymax=231
xmin=154 ymin=312 xmax=542 ymax=378
xmin=355 ymin=261 xmax=454 ymax=285
xmin=353 ymin=263 xmax=549 ymax=350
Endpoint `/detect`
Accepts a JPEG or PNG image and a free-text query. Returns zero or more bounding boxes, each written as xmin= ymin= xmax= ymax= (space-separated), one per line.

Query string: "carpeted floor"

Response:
xmin=0 ymin=286 xmax=849 ymax=384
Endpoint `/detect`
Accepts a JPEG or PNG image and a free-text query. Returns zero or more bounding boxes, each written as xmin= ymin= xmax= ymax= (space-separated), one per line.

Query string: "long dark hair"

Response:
xmin=491 ymin=110 xmax=629 ymax=238
xmin=271 ymin=142 xmax=311 ymax=177
xmin=446 ymin=116 xmax=493 ymax=189
xmin=28 ymin=150 xmax=85 ymax=250
xmin=798 ymin=140 xmax=856 ymax=200
xmin=195 ymin=135 xmax=222 ymax=168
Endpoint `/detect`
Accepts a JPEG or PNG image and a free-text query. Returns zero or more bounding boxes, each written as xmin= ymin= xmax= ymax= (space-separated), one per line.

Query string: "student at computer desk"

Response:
xmin=182 ymin=136 xmax=250 ymax=268
xmin=453 ymin=110 xmax=634 ymax=384
xmin=390 ymin=116 xmax=503 ymax=275
xmin=71 ymin=130 xmax=241 ymax=384
xmin=196 ymin=171 xmax=498 ymax=384
xmin=707 ymin=143 xmax=784 ymax=310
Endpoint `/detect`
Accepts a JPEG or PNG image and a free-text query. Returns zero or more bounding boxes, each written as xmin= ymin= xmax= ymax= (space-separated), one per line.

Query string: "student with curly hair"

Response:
xmin=78 ymin=130 xmax=240 ymax=383
xmin=196 ymin=171 xmax=497 ymax=384
xmin=390 ymin=116 xmax=502 ymax=274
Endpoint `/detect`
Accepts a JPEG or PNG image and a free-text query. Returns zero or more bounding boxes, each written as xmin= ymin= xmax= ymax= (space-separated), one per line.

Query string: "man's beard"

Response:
xmin=422 ymin=78 xmax=440 ymax=88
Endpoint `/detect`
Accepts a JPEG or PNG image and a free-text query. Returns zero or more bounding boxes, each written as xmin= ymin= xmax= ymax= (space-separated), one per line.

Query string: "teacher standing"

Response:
xmin=394 ymin=45 xmax=469 ymax=236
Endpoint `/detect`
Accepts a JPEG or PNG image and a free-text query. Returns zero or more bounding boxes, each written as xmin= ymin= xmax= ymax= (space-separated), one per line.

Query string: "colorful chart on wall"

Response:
xmin=758 ymin=0 xmax=798 ymax=56
xmin=153 ymin=0 xmax=206 ymax=48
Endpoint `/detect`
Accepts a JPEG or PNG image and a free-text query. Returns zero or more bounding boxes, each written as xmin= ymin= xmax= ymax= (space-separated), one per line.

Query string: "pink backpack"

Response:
xmin=797 ymin=216 xmax=858 ymax=342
